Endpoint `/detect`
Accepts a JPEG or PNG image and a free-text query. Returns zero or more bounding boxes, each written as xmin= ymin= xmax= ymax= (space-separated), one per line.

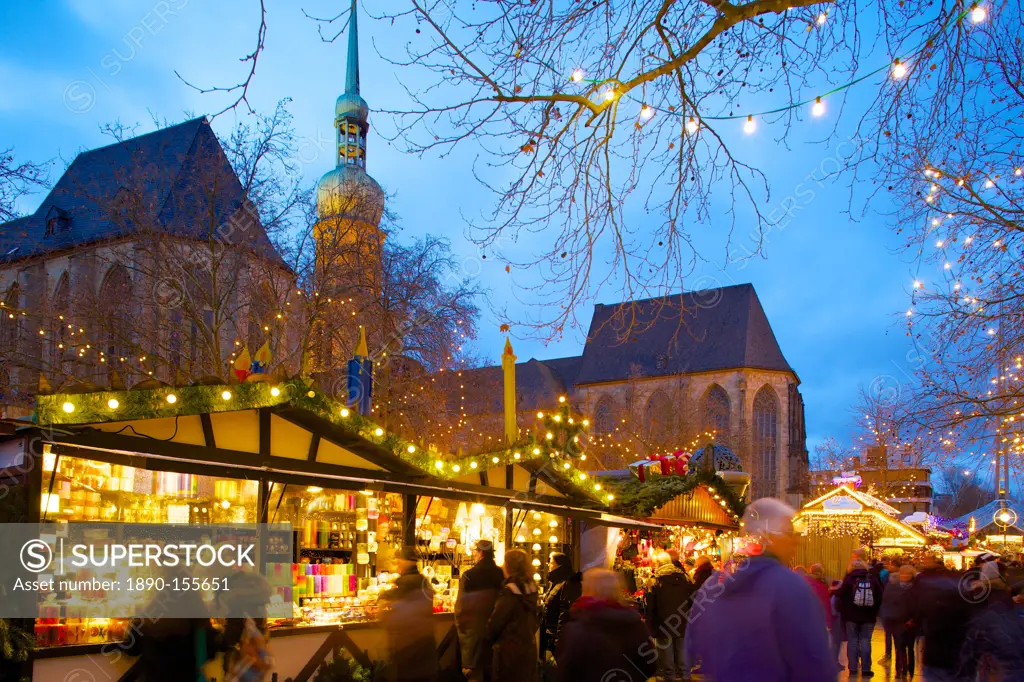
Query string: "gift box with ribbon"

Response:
xmin=628 ymin=450 xmax=692 ymax=482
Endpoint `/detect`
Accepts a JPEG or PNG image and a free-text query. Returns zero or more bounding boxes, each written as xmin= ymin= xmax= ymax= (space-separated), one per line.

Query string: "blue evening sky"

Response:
xmin=0 ymin=0 xmax=936 ymax=455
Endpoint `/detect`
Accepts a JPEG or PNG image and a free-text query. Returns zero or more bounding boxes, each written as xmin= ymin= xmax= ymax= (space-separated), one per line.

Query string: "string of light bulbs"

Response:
xmin=540 ymin=4 xmax=984 ymax=131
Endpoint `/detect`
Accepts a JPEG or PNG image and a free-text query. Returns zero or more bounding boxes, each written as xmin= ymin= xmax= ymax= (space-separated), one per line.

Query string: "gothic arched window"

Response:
xmin=701 ymin=384 xmax=731 ymax=441
xmin=99 ymin=265 xmax=133 ymax=374
xmin=753 ymin=385 xmax=780 ymax=499
xmin=1 ymin=283 xmax=21 ymax=357
xmin=49 ymin=273 xmax=70 ymax=372
xmin=593 ymin=397 xmax=616 ymax=437
xmin=644 ymin=390 xmax=673 ymax=446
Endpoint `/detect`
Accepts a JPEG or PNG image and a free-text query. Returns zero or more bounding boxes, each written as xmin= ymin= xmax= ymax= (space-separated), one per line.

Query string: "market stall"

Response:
xmin=0 ymin=379 xmax=612 ymax=681
xmin=794 ymin=485 xmax=929 ymax=580
xmin=956 ymin=499 xmax=1023 ymax=556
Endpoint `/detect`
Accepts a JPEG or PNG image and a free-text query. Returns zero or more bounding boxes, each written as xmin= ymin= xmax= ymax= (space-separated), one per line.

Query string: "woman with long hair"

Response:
xmin=485 ymin=549 xmax=539 ymax=682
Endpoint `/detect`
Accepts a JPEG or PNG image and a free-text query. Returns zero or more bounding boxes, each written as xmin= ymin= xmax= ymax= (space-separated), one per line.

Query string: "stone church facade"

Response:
xmin=443 ymin=285 xmax=809 ymax=505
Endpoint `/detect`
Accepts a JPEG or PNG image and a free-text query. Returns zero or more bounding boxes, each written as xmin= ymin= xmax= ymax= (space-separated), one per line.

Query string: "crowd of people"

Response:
xmin=120 ymin=507 xmax=1024 ymax=682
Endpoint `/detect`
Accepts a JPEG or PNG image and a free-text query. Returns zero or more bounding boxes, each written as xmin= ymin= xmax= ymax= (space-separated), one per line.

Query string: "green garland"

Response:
xmin=34 ymin=379 xmax=606 ymax=503
xmin=607 ymin=470 xmax=746 ymax=520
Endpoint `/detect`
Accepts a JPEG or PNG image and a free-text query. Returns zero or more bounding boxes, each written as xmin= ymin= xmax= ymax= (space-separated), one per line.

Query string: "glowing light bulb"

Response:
xmin=558 ymin=395 xmax=567 ymax=403
xmin=685 ymin=117 xmax=699 ymax=134
xmin=549 ymin=535 xmax=559 ymax=544
xmin=603 ymin=88 xmax=616 ymax=101
xmin=492 ymin=456 xmax=500 ymax=464
xmin=607 ymin=494 xmax=615 ymax=502
xmin=816 ymin=12 xmax=827 ymax=24
xmin=532 ymin=558 xmax=541 ymax=567
xmin=407 ymin=445 xmax=416 ymax=453
xmin=470 ymin=461 xmax=478 ymax=469
xmin=984 ymin=179 xmax=995 ymax=188
xmin=563 ymin=462 xmax=571 ymax=469
xmin=533 ymin=573 xmax=542 ymax=582
xmin=374 ymin=427 xmax=384 ymax=437
xmin=970 ymin=5 xmax=986 ymax=22
xmin=514 ymin=452 xmax=521 ymax=459
xmin=532 ymin=543 xmax=541 ymax=551
xmin=913 ymin=280 xmax=923 ymax=289
xmin=639 ymin=105 xmax=654 ymax=121
xmin=62 ymin=402 xmax=75 ymax=413
xmin=340 ymin=408 xmax=350 ymax=417
xmin=532 ymin=528 xmax=541 ymax=536
xmin=743 ymin=115 xmax=756 ymax=134
xmin=571 ymin=68 xmax=584 ymax=82
xmin=891 ymin=59 xmax=907 ymax=79
xmin=435 ymin=461 xmax=444 ymax=470
xmin=270 ymin=387 xmax=281 ymax=397
xmin=999 ymin=511 xmax=1011 ymax=523
xmin=812 ymin=97 xmax=825 ymax=117
xmin=453 ymin=464 xmax=461 ymax=472
xmin=221 ymin=390 xmax=232 ymax=401
xmin=107 ymin=398 xmax=119 ymax=410
xmin=549 ymin=519 xmax=559 ymax=528
xmin=166 ymin=394 xmax=177 ymax=404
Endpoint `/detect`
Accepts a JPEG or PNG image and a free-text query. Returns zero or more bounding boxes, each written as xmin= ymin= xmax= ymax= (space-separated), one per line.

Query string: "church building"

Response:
xmin=443 ymin=285 xmax=809 ymax=505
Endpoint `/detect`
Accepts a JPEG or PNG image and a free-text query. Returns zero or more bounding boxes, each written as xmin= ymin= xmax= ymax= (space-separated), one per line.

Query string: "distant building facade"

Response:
xmin=809 ymin=446 xmax=933 ymax=515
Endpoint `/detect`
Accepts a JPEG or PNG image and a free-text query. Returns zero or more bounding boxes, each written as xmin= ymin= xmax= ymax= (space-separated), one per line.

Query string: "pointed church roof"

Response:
xmin=335 ymin=0 xmax=369 ymax=124
xmin=0 ymin=118 xmax=284 ymax=267
xmin=346 ymin=0 xmax=361 ymax=96
xmin=574 ymin=284 xmax=794 ymax=385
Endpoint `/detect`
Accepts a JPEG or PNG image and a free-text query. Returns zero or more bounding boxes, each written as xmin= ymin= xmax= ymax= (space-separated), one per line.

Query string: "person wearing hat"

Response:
xmin=455 ymin=539 xmax=505 ymax=682
xmin=380 ymin=547 xmax=438 ymax=682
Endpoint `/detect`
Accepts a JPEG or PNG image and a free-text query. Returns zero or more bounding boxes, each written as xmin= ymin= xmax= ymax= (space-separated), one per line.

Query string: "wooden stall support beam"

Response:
xmin=199 ymin=412 xmax=216 ymax=449
xmin=403 ymin=493 xmax=417 ymax=546
xmin=287 ymin=629 xmax=373 ymax=682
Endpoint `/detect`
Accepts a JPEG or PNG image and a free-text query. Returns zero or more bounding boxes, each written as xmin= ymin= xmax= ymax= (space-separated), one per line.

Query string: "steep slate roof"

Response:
xmin=574 ymin=284 xmax=793 ymax=385
xmin=442 ymin=357 xmax=579 ymax=417
xmin=0 ymin=118 xmax=284 ymax=266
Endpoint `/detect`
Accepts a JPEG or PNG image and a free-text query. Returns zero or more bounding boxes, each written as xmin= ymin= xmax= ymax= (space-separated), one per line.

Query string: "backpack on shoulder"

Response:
xmin=852 ymin=579 xmax=874 ymax=608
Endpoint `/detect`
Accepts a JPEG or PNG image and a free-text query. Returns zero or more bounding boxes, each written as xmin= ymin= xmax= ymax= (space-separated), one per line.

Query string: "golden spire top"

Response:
xmin=355 ymin=325 xmax=368 ymax=357
xmin=503 ymin=337 xmax=515 ymax=357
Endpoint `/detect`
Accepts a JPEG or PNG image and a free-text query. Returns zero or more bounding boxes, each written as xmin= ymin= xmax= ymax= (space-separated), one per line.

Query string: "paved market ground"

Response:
xmin=682 ymin=625 xmax=911 ymax=681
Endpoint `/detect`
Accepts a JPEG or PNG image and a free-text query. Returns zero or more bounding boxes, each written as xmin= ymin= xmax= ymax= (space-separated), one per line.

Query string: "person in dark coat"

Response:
xmin=958 ymin=561 xmax=1024 ymax=681
xmin=381 ymin=547 xmax=438 ymax=682
xmin=692 ymin=556 xmax=713 ymax=592
xmin=484 ymin=549 xmax=539 ymax=682
xmin=646 ymin=553 xmax=695 ymax=682
xmin=908 ymin=553 xmax=972 ymax=682
xmin=879 ymin=564 xmax=916 ymax=680
xmin=684 ymin=499 xmax=835 ymax=682
xmin=123 ymin=575 xmax=219 ymax=682
xmin=836 ymin=559 xmax=883 ymax=676
xmin=455 ymin=539 xmax=505 ymax=682
xmin=540 ymin=552 xmax=581 ymax=656
xmin=556 ymin=569 xmax=655 ymax=682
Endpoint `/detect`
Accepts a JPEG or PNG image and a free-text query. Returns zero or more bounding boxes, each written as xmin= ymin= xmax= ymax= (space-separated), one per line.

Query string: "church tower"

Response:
xmin=315 ymin=0 xmax=385 ymax=274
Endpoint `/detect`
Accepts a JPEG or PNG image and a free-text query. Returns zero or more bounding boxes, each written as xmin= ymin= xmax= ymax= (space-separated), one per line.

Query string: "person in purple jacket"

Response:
xmin=684 ymin=498 xmax=836 ymax=682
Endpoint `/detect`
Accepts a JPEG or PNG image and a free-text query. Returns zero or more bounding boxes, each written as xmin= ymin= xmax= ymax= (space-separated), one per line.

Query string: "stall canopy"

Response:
xmin=956 ymin=499 xmax=1022 ymax=544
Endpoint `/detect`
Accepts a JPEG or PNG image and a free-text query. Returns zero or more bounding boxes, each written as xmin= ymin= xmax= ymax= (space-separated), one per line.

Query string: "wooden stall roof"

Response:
xmin=645 ymin=485 xmax=739 ymax=530
xmin=20 ymin=383 xmax=612 ymax=519
xmin=795 ymin=485 xmax=928 ymax=546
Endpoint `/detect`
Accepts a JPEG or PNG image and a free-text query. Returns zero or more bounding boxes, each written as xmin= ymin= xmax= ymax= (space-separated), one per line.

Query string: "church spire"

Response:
xmin=345 ymin=0 xmax=360 ymax=97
